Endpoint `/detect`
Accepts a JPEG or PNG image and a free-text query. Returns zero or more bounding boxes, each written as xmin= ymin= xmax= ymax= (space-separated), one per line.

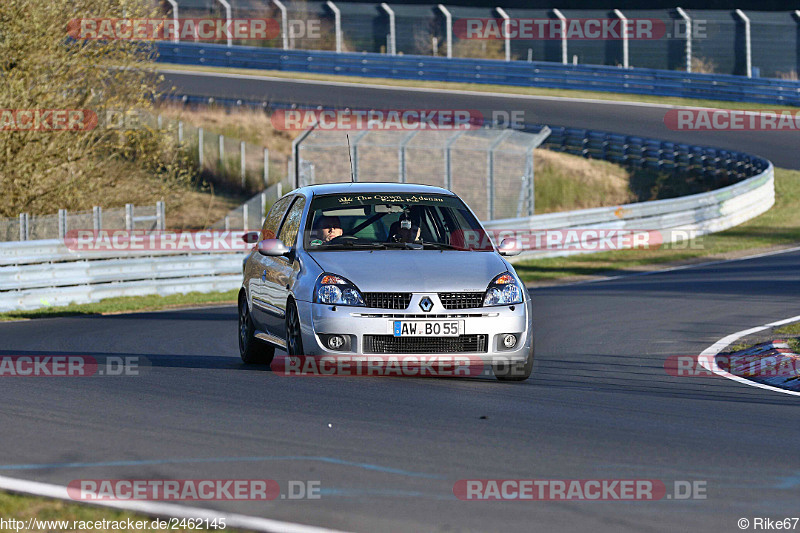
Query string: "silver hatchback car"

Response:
xmin=238 ymin=183 xmax=534 ymax=381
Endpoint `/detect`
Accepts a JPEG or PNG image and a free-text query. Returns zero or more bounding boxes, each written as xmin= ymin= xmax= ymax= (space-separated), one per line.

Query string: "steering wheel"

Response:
xmin=327 ymin=235 xmax=359 ymax=243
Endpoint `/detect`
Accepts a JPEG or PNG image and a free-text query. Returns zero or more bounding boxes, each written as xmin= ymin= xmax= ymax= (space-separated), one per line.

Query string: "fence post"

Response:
xmin=156 ymin=201 xmax=165 ymax=230
xmin=219 ymin=134 xmax=225 ymax=172
xmin=273 ymin=0 xmax=289 ymax=50
xmin=125 ymin=204 xmax=134 ymax=230
xmin=496 ymin=8 xmax=511 ymax=62
xmin=528 ymin=151 xmax=535 ymax=216
xmin=676 ymin=7 xmax=692 ymax=72
xmin=58 ymin=209 xmax=67 ymax=240
xmin=178 ymin=120 xmax=184 ymax=143
xmin=157 ymin=114 xmax=162 ymax=129
xmin=326 ymin=1 xmax=342 ymax=53
xmin=225 ymin=215 xmax=230 ymax=231
xmin=240 ymin=141 xmax=246 ymax=188
xmin=261 ymin=192 xmax=267 ymax=226
xmin=242 ymin=203 xmax=249 ymax=231
xmin=263 ymin=148 xmax=270 ymax=185
xmin=198 ymin=127 xmax=204 ymax=168
xmin=381 ymin=3 xmax=396 ymax=55
xmin=735 ymin=9 xmax=752 ymax=78
xmin=277 ymin=182 xmax=283 ymax=199
xmin=437 ymin=5 xmax=452 ymax=58
xmin=613 ymin=9 xmax=629 ymax=68
xmin=93 ymin=206 xmax=102 ymax=232
xmin=398 ymin=131 xmax=418 ymax=183
xmin=443 ymin=131 xmax=465 ymax=190
xmin=552 ymin=9 xmax=568 ymax=65
xmin=19 ymin=213 xmax=28 ymax=241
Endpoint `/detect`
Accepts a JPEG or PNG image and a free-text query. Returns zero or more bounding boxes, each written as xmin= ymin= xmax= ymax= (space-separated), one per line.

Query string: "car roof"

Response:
xmin=295 ymin=182 xmax=456 ymax=198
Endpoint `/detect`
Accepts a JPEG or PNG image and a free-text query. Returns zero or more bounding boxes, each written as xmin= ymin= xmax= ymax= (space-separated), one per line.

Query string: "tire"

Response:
xmin=493 ymin=341 xmax=534 ymax=382
xmin=238 ymin=294 xmax=275 ymax=365
xmin=285 ymin=299 xmax=305 ymax=356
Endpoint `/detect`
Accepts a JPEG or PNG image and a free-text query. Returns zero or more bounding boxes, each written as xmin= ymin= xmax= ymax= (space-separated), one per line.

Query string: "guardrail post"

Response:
xmin=198 ymin=128 xmax=204 ymax=168
xmin=93 ymin=206 xmax=102 ymax=232
xmin=613 ymin=9 xmax=629 ymax=68
xmin=735 ymin=9 xmax=752 ymax=78
xmin=19 ymin=213 xmax=28 ymax=241
xmin=165 ymin=0 xmax=179 ymax=43
xmin=240 ymin=141 xmax=247 ymax=188
xmin=58 ymin=209 xmax=67 ymax=240
xmin=437 ymin=5 xmax=452 ymax=58
xmin=125 ymin=204 xmax=134 ymax=230
xmin=273 ymin=0 xmax=289 ymax=50
xmin=156 ymin=201 xmax=165 ymax=230
xmin=326 ymin=1 xmax=342 ymax=53
xmin=552 ymin=9 xmax=568 ymax=65
xmin=676 ymin=7 xmax=692 ymax=72
xmin=381 ymin=3 xmax=396 ymax=55
xmin=496 ymin=7 xmax=511 ymax=62
xmin=263 ymin=148 xmax=270 ymax=185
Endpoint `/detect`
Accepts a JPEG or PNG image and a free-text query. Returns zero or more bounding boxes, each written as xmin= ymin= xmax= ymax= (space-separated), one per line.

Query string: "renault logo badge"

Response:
xmin=419 ymin=296 xmax=433 ymax=312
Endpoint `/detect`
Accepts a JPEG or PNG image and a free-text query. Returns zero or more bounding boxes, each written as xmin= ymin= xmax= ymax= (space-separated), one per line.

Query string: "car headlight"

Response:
xmin=314 ymin=273 xmax=365 ymax=306
xmin=483 ymin=272 xmax=524 ymax=306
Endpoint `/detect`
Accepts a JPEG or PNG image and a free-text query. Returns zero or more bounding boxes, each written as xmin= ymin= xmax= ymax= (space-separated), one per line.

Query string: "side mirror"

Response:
xmin=258 ymin=238 xmax=291 ymax=257
xmin=242 ymin=231 xmax=260 ymax=244
xmin=498 ymin=238 xmax=521 ymax=257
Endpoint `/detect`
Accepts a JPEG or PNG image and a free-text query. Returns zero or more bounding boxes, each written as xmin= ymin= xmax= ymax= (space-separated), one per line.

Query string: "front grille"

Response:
xmin=363 ymin=292 xmax=412 ymax=309
xmin=364 ymin=334 xmax=488 ymax=354
xmin=438 ymin=292 xmax=485 ymax=309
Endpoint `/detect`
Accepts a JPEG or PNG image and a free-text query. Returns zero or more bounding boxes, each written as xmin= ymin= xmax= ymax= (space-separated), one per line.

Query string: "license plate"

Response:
xmin=392 ymin=320 xmax=463 ymax=337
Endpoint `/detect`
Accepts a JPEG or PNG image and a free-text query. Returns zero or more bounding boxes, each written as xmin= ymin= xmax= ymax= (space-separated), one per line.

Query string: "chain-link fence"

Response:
xmin=0 ymin=204 xmax=165 ymax=242
xmin=294 ymin=127 xmax=550 ymax=221
xmin=162 ymin=2 xmax=800 ymax=77
xmin=211 ymin=179 xmax=292 ymax=231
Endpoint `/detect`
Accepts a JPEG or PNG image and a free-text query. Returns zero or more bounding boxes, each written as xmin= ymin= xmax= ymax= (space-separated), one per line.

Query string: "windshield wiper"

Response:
xmin=313 ymin=241 xmax=387 ymax=250
xmin=415 ymin=241 xmax=461 ymax=250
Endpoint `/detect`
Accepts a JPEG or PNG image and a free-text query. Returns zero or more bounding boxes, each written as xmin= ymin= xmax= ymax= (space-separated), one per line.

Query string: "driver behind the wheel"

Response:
xmin=310 ymin=215 xmax=343 ymax=245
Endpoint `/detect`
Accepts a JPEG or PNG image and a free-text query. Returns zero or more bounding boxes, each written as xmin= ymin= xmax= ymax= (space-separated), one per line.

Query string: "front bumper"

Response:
xmin=296 ymin=293 xmax=533 ymax=364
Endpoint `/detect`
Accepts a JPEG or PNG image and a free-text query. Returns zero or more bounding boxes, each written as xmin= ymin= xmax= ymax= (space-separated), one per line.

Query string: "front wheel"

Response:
xmin=238 ymin=295 xmax=275 ymax=365
xmin=286 ymin=299 xmax=305 ymax=356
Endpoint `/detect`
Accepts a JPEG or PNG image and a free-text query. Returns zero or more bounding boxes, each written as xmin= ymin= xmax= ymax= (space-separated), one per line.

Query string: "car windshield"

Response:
xmin=304 ymin=193 xmax=495 ymax=251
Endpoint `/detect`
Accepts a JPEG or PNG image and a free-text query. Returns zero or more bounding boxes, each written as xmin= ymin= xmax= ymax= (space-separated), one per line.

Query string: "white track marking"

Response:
xmin=158 ymin=67 xmax=745 ymax=112
xmin=697 ymin=315 xmax=800 ymax=398
xmin=0 ymin=475 xmax=351 ymax=533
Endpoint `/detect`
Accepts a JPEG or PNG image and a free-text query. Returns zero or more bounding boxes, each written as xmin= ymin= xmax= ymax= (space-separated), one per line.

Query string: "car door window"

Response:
xmin=277 ymin=197 xmax=306 ymax=248
xmin=261 ymin=196 xmax=293 ymax=240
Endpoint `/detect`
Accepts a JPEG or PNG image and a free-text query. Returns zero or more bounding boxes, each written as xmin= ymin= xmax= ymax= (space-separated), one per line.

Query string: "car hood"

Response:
xmin=308 ymin=250 xmax=508 ymax=292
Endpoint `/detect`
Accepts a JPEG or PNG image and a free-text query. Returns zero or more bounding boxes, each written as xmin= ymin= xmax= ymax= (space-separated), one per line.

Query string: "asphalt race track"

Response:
xmin=2 ymin=248 xmax=799 ymax=532
xmin=1 ymin=73 xmax=799 ymax=532
xmin=160 ymin=70 xmax=800 ymax=170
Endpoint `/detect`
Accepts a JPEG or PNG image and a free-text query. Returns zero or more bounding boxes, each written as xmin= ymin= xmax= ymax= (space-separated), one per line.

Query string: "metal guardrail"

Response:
xmin=156 ymin=42 xmax=800 ymax=106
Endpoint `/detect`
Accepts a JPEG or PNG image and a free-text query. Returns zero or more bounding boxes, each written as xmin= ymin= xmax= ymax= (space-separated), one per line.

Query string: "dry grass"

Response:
xmin=534 ymin=149 xmax=633 ymax=212
xmin=691 ymin=56 xmax=717 ymax=74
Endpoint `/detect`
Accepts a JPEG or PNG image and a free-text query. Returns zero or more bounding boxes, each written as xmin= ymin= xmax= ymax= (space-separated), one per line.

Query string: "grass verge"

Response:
xmin=0 ymin=491 xmax=246 ymax=532
xmin=0 ymin=290 xmax=238 ymax=322
xmin=158 ymin=63 xmax=800 ymax=112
